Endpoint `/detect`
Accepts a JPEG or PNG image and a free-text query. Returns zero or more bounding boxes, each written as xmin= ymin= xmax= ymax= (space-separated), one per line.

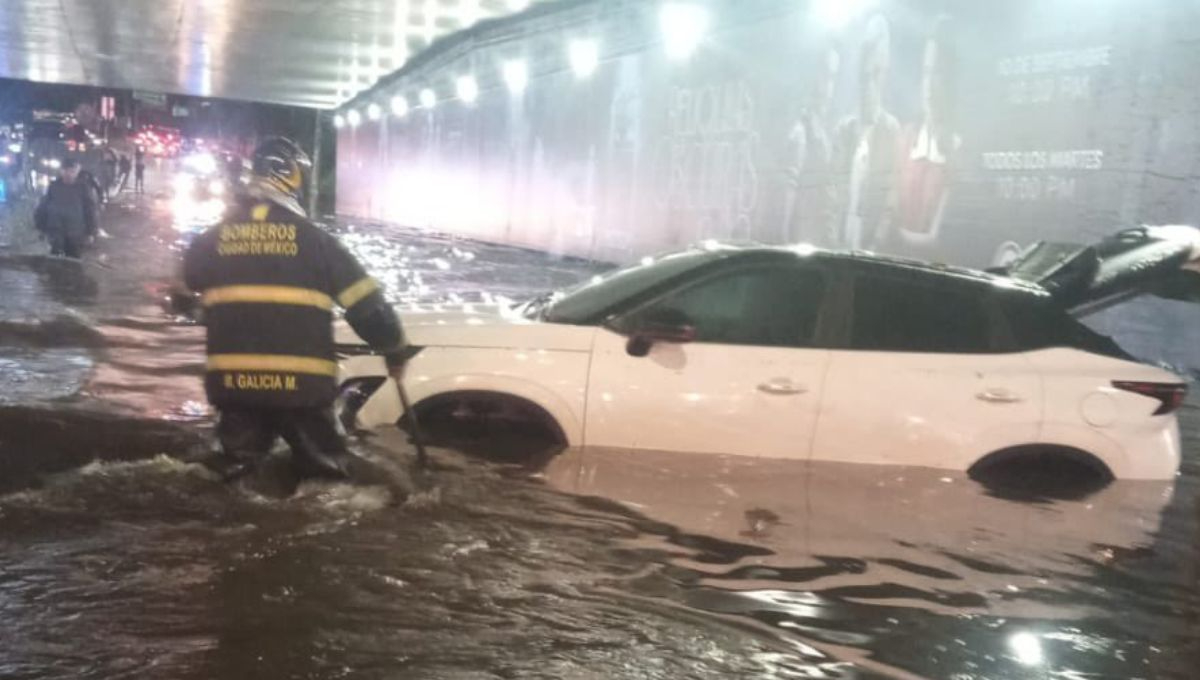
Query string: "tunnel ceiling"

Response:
xmin=0 ymin=0 xmax=539 ymax=109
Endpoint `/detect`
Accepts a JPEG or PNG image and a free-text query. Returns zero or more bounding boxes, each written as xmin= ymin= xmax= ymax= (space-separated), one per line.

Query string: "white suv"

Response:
xmin=336 ymin=228 xmax=1199 ymax=481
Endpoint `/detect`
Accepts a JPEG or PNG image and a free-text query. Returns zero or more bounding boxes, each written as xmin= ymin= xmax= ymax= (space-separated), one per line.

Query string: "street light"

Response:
xmin=660 ymin=3 xmax=710 ymax=60
xmin=367 ymin=103 xmax=382 ymax=120
xmin=391 ymin=95 xmax=409 ymax=117
xmin=568 ymin=39 xmax=599 ymax=79
xmin=420 ymin=88 xmax=437 ymax=108
xmin=503 ymin=59 xmax=529 ymax=94
xmin=456 ymin=75 xmax=479 ymax=104
xmin=347 ymin=109 xmax=362 ymax=127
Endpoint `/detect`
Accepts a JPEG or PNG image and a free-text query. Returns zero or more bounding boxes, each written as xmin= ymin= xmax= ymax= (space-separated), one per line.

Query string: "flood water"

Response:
xmin=0 ymin=183 xmax=1196 ymax=679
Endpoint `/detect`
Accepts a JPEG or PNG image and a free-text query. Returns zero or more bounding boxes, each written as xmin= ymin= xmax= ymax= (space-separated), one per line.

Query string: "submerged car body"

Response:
xmin=337 ymin=228 xmax=1200 ymax=480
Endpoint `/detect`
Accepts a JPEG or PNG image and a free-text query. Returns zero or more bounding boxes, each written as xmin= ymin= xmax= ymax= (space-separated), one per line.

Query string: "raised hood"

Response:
xmin=335 ymin=303 xmax=595 ymax=352
xmin=1000 ymin=225 xmax=1200 ymax=315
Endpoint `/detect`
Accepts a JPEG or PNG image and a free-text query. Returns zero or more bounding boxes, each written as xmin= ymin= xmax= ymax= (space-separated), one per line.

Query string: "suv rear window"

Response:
xmin=850 ymin=274 xmax=992 ymax=353
xmin=1001 ymin=298 xmax=1132 ymax=359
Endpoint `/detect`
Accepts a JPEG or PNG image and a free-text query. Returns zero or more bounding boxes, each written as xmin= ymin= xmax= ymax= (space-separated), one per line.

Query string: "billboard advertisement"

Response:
xmin=337 ymin=0 xmax=1200 ymax=368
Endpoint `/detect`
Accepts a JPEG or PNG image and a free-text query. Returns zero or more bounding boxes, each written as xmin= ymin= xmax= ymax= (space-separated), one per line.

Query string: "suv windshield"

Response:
xmin=540 ymin=248 xmax=730 ymax=324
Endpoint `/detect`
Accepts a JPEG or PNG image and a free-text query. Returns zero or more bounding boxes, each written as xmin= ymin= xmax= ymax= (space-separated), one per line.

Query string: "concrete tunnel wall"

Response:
xmin=336 ymin=0 xmax=1200 ymax=372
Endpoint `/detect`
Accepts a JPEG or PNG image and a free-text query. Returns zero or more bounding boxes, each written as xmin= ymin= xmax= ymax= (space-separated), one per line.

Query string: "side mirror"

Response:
xmin=625 ymin=322 xmax=696 ymax=357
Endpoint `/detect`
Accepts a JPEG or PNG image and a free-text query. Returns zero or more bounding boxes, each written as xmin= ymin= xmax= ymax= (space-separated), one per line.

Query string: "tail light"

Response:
xmin=1112 ymin=381 xmax=1188 ymax=415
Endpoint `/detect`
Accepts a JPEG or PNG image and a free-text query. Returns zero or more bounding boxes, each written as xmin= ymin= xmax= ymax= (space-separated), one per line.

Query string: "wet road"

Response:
xmin=0 ymin=186 xmax=1197 ymax=679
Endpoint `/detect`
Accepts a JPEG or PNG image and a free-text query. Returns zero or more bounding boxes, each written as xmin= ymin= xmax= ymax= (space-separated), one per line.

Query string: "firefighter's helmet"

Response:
xmin=251 ymin=137 xmax=311 ymax=204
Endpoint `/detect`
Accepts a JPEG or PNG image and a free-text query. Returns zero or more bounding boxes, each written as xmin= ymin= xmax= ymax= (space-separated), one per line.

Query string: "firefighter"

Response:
xmin=183 ymin=137 xmax=408 ymax=483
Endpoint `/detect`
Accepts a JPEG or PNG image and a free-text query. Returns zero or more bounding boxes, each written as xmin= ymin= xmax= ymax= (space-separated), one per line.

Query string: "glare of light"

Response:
xmin=456 ymin=75 xmax=479 ymax=104
xmin=208 ymin=179 xmax=225 ymax=195
xmin=0 ymin=155 xmax=10 ymax=165
xmin=701 ymin=239 xmax=720 ymax=251
xmin=640 ymin=256 xmax=654 ymax=266
xmin=44 ymin=158 xmax=61 ymax=169
xmin=172 ymin=194 xmax=226 ymax=232
xmin=390 ymin=95 xmax=409 ymax=117
xmin=1147 ymin=224 xmax=1200 ymax=261
xmin=173 ymin=173 xmax=194 ymax=198
xmin=568 ymin=39 xmax=600 ymax=78
xmin=333 ymin=114 xmax=346 ymax=129
xmin=347 ymin=109 xmax=362 ymax=127
xmin=183 ymin=152 xmax=217 ymax=175
xmin=420 ymin=88 xmax=437 ymax=108
xmin=367 ymin=103 xmax=382 ymax=120
xmin=502 ymin=59 xmax=529 ymax=94
xmin=814 ymin=0 xmax=875 ymax=30
xmin=6 ymin=143 xmax=20 ymax=153
xmin=508 ymin=0 xmax=530 ymax=9
xmin=1009 ymin=633 xmax=1044 ymax=666
xmin=660 ymin=3 xmax=710 ymax=60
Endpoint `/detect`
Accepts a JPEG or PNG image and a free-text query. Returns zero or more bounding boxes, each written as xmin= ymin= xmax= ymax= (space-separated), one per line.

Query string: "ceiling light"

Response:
xmin=367 ymin=103 xmax=382 ymax=120
xmin=456 ymin=75 xmax=479 ymax=104
xmin=660 ymin=3 xmax=710 ymax=60
xmin=503 ymin=59 xmax=529 ymax=94
xmin=420 ymin=88 xmax=437 ymax=108
xmin=391 ymin=95 xmax=409 ymax=117
xmin=347 ymin=109 xmax=362 ymax=127
xmin=569 ymin=39 xmax=599 ymax=79
xmin=814 ymin=0 xmax=876 ymax=30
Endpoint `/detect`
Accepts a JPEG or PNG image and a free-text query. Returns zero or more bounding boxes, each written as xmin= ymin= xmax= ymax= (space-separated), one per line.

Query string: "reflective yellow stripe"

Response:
xmin=337 ymin=276 xmax=379 ymax=309
xmin=203 ymin=285 xmax=333 ymax=310
xmin=207 ymin=354 xmax=338 ymax=376
xmin=251 ymin=204 xmax=270 ymax=221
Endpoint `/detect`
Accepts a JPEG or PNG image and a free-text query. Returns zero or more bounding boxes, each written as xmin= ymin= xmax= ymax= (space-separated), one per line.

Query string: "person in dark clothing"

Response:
xmin=183 ymin=137 xmax=409 ymax=483
xmin=34 ymin=159 xmax=97 ymax=259
xmin=134 ymin=149 xmax=146 ymax=194
xmin=118 ymin=155 xmax=132 ymax=192
xmin=78 ymin=167 xmax=105 ymax=206
xmin=103 ymin=151 xmax=118 ymax=198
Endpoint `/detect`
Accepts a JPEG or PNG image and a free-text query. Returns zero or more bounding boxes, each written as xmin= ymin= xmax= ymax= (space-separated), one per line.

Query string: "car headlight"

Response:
xmin=173 ymin=174 xmax=195 ymax=197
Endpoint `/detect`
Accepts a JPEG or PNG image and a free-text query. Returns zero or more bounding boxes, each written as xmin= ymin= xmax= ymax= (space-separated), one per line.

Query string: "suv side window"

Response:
xmin=850 ymin=273 xmax=992 ymax=353
xmin=626 ymin=266 xmax=826 ymax=348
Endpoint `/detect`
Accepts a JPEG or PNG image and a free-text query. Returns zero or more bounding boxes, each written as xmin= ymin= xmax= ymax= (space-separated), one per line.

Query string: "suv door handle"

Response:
xmin=758 ymin=379 xmax=807 ymax=396
xmin=977 ymin=388 xmax=1023 ymax=404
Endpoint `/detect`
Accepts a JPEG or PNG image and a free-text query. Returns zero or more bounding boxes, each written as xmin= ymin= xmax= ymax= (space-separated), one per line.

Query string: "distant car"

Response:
xmin=171 ymin=154 xmax=227 ymax=231
xmin=336 ymin=227 xmax=1200 ymax=481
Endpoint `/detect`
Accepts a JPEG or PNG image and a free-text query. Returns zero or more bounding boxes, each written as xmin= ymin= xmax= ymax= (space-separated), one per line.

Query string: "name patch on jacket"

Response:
xmin=223 ymin=373 xmax=300 ymax=391
xmin=217 ymin=223 xmax=299 ymax=257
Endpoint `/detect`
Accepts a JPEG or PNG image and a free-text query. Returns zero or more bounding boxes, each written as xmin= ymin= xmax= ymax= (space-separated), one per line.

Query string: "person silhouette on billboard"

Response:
xmin=897 ymin=15 xmax=961 ymax=249
xmin=833 ymin=14 xmax=900 ymax=251
xmin=783 ymin=43 xmax=840 ymax=246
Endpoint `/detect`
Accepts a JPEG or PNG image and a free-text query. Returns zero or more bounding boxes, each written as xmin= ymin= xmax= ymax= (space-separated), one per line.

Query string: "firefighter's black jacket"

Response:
xmin=184 ymin=195 xmax=404 ymax=408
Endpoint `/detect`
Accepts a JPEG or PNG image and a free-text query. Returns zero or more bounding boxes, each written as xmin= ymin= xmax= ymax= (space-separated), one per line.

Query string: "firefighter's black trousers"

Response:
xmin=215 ymin=406 xmax=350 ymax=479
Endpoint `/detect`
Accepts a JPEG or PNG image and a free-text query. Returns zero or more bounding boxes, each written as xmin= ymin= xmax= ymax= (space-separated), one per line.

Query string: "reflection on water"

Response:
xmin=538 ymin=420 xmax=1198 ymax=677
xmin=0 ymin=199 xmax=1196 ymax=678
